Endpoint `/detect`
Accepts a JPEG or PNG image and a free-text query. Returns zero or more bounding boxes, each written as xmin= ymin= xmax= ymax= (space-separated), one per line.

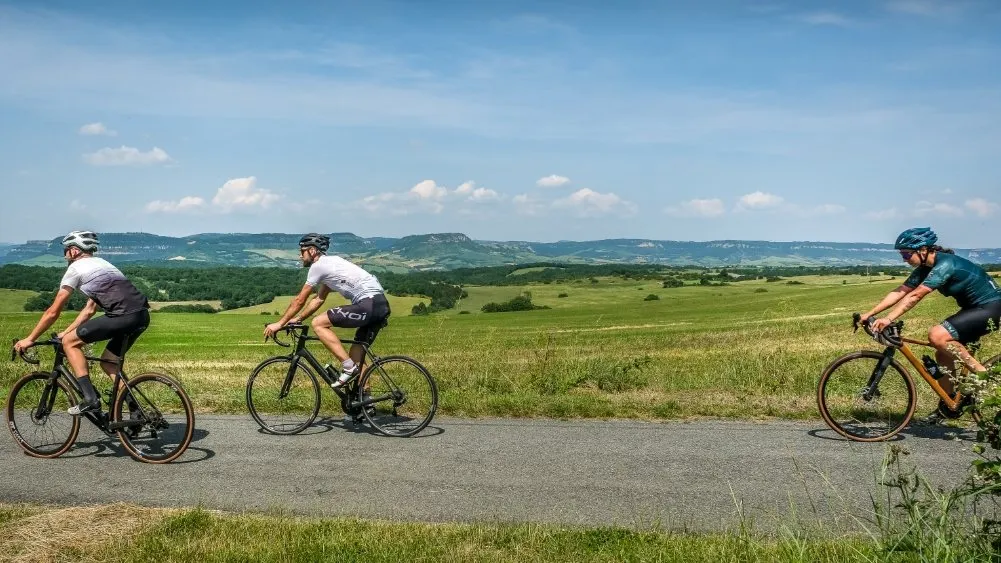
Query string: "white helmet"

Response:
xmin=62 ymin=230 xmax=99 ymax=253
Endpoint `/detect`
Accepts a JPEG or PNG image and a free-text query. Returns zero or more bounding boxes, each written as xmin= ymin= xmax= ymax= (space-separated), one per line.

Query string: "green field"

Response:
xmin=3 ymin=274 xmax=996 ymax=420
xmin=0 ymin=289 xmax=36 ymax=312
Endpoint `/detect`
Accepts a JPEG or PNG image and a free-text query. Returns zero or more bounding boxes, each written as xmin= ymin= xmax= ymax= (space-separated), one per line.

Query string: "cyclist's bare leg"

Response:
xmin=99 ymin=349 xmax=127 ymax=393
xmin=60 ymin=329 xmax=90 ymax=379
xmin=929 ymin=325 xmax=986 ymax=395
xmin=311 ymin=314 xmax=349 ymax=363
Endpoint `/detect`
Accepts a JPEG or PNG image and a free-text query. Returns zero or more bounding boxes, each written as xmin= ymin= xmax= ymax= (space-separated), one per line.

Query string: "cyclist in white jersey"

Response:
xmin=14 ymin=231 xmax=151 ymax=414
xmin=264 ymin=233 xmax=391 ymax=387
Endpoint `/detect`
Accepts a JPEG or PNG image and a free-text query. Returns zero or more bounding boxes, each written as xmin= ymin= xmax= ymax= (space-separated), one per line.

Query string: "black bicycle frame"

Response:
xmin=26 ymin=338 xmax=146 ymax=433
xmin=277 ymin=326 xmax=393 ymax=412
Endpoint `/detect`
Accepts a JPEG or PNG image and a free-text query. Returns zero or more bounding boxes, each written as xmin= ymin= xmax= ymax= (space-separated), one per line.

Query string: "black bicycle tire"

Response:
xmin=360 ymin=355 xmax=438 ymax=438
xmin=817 ymin=351 xmax=917 ymax=442
xmin=5 ymin=372 xmax=81 ymax=458
xmin=245 ymin=356 xmax=321 ymax=435
xmin=113 ymin=372 xmax=195 ymax=464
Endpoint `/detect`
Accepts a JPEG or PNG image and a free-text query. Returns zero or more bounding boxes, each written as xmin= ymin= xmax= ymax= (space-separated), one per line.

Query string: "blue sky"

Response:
xmin=1 ymin=0 xmax=1000 ymax=246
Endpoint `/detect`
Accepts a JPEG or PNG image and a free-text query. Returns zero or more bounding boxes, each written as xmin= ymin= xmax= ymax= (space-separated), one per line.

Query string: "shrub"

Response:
xmin=411 ymin=302 xmax=430 ymax=316
xmin=482 ymin=292 xmax=547 ymax=313
xmin=557 ymin=293 xmax=569 ymax=298
xmin=458 ymin=310 xmax=470 ymax=315
xmin=158 ymin=304 xmax=218 ymax=313
xmin=662 ymin=277 xmax=684 ymax=288
xmin=754 ymin=288 xmax=768 ymax=293
xmin=643 ymin=294 xmax=660 ymax=301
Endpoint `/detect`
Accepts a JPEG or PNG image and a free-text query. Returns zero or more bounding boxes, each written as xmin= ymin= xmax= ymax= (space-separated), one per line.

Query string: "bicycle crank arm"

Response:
xmin=351 ymin=392 xmax=393 ymax=409
xmin=107 ymin=419 xmax=148 ymax=432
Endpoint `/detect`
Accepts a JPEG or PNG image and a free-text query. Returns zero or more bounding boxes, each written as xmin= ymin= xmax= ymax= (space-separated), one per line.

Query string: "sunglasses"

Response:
xmin=899 ymin=250 xmax=915 ymax=260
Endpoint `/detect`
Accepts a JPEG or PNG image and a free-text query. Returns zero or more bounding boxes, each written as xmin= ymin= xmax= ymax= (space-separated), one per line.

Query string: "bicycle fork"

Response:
xmin=862 ymin=347 xmax=897 ymax=401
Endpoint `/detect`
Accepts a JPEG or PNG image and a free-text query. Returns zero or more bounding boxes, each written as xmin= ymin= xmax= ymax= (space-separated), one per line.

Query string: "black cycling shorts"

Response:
xmin=76 ymin=309 xmax=150 ymax=357
xmin=326 ymin=294 xmax=391 ymax=345
xmin=941 ymin=300 xmax=1001 ymax=344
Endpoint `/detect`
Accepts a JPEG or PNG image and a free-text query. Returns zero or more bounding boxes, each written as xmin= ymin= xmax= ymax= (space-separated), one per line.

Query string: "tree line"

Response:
xmin=4 ymin=262 xmax=997 ymax=314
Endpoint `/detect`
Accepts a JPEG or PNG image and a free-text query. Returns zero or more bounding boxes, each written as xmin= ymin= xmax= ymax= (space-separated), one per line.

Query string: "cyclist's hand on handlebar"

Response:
xmin=13 ymin=338 xmax=34 ymax=354
xmin=263 ymin=322 xmax=285 ymax=340
xmin=871 ymin=317 xmax=893 ymax=333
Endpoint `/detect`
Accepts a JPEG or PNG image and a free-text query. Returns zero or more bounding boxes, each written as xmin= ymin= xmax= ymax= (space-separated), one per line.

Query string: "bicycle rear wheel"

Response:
xmin=817 ymin=351 xmax=916 ymax=441
xmin=5 ymin=372 xmax=80 ymax=458
xmin=113 ymin=372 xmax=195 ymax=464
xmin=360 ymin=356 xmax=438 ymax=437
xmin=246 ymin=357 xmax=321 ymax=435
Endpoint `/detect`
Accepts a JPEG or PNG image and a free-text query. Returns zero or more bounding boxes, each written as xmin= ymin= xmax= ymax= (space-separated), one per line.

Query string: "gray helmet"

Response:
xmin=298 ymin=233 xmax=330 ymax=253
xmin=62 ymin=230 xmax=99 ymax=253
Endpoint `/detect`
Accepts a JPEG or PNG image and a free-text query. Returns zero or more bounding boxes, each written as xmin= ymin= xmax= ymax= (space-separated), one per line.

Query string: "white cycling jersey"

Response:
xmin=59 ymin=257 xmax=149 ymax=316
xmin=306 ymin=255 xmax=384 ymax=304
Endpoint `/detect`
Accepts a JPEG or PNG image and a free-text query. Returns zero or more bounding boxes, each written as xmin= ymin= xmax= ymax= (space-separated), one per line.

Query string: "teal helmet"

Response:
xmin=894 ymin=227 xmax=938 ymax=250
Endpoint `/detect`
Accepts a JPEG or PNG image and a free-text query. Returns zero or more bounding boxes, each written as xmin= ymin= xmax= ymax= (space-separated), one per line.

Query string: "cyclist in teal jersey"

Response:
xmin=862 ymin=227 xmax=1001 ymax=419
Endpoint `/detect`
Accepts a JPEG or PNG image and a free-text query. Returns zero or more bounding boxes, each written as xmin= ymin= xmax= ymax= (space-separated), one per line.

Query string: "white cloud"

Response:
xmin=738 ymin=191 xmax=784 ymax=210
xmin=78 ymin=122 xmax=116 ymax=136
xmin=536 ymin=174 xmax=571 ymax=188
xmin=813 ymin=203 xmax=847 ymax=214
xmin=454 ymin=181 xmax=476 ymax=195
xmin=664 ymin=198 xmax=726 ymax=218
xmin=145 ymin=177 xmax=279 ymax=214
xmin=212 ymin=176 xmax=280 ymax=211
xmin=886 ymin=0 xmax=962 ymax=17
xmin=795 ymin=11 xmax=855 ymax=26
xmin=965 ymin=198 xmax=999 ymax=218
xmin=469 ymin=187 xmax=500 ymax=201
xmin=145 ymin=196 xmax=206 ymax=213
xmin=865 ymin=208 xmax=900 ymax=220
xmin=83 ymin=146 xmax=171 ymax=166
xmin=513 ymin=193 xmax=547 ymax=216
xmin=410 ymin=179 xmax=448 ymax=200
xmin=914 ymin=200 xmax=963 ymax=217
xmin=552 ymin=188 xmax=636 ymax=217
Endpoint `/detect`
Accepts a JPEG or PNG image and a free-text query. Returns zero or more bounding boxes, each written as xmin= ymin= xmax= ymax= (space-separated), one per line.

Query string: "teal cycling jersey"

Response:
xmin=903 ymin=253 xmax=1001 ymax=309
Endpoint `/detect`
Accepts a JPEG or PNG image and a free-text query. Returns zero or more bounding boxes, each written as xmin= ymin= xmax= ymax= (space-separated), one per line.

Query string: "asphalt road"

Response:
xmin=0 ymin=414 xmax=979 ymax=532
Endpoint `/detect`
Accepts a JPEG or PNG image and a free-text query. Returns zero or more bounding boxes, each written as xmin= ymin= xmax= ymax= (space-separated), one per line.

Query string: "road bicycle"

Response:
xmin=246 ymin=322 xmax=438 ymax=437
xmin=6 ymin=335 xmax=195 ymax=463
xmin=817 ymin=313 xmax=1000 ymax=442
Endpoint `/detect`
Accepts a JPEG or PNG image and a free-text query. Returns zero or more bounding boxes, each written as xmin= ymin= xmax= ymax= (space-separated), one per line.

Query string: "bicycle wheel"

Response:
xmin=818 ymin=351 xmax=916 ymax=441
xmin=5 ymin=372 xmax=80 ymax=458
xmin=360 ymin=356 xmax=438 ymax=437
xmin=246 ymin=357 xmax=320 ymax=435
xmin=113 ymin=372 xmax=195 ymax=464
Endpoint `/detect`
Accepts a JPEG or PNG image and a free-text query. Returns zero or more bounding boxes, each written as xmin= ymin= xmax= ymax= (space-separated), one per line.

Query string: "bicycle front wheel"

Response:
xmin=360 ymin=356 xmax=438 ymax=437
xmin=5 ymin=372 xmax=80 ymax=458
xmin=246 ymin=357 xmax=321 ymax=435
xmin=113 ymin=372 xmax=195 ymax=464
xmin=818 ymin=351 xmax=916 ymax=441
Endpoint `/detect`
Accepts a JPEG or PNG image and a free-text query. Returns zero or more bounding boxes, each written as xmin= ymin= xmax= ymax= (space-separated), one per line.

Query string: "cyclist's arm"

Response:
xmin=275 ymin=284 xmax=315 ymax=327
xmin=292 ymin=285 xmax=330 ymax=323
xmin=59 ymin=298 xmax=99 ymax=338
xmin=24 ymin=287 xmax=75 ymax=342
xmin=862 ymin=284 xmax=912 ymax=319
xmin=883 ymin=284 xmax=933 ymax=322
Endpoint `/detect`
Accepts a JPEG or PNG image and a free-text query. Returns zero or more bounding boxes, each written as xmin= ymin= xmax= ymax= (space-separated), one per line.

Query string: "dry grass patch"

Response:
xmin=0 ymin=503 xmax=174 ymax=563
